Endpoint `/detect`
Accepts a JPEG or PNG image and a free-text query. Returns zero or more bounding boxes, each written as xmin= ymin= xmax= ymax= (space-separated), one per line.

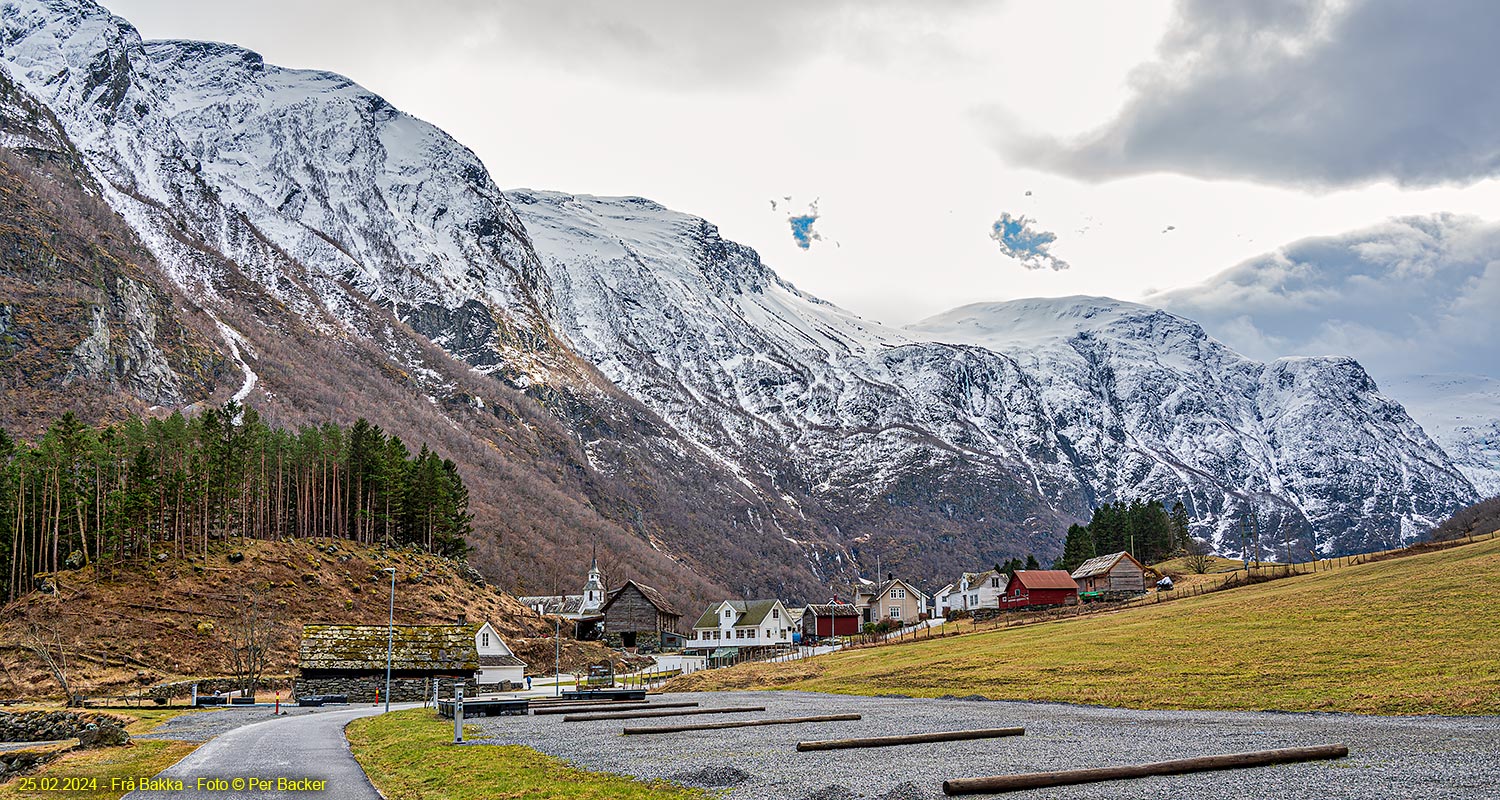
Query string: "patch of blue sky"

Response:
xmin=990 ymin=212 xmax=1069 ymax=271
xmin=789 ymin=214 xmax=820 ymax=250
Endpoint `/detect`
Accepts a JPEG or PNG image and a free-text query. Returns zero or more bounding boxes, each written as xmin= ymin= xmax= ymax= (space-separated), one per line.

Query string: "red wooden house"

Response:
xmin=800 ymin=604 xmax=861 ymax=638
xmin=1000 ymin=570 xmax=1079 ymax=608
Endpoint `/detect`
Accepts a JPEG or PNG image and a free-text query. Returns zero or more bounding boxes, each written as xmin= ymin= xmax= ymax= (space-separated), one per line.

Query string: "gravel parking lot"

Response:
xmin=473 ymin=691 xmax=1500 ymax=799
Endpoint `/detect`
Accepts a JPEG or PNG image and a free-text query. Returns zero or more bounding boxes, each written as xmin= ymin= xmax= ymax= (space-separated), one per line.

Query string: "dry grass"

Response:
xmin=347 ymin=709 xmax=709 ymax=800
xmin=676 ymin=536 xmax=1500 ymax=715
xmin=0 ymin=538 xmax=626 ymax=700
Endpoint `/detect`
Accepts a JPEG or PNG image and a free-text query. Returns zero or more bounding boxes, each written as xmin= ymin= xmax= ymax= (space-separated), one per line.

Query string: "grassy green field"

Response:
xmin=347 ymin=710 xmax=708 ymax=800
xmin=674 ymin=536 xmax=1500 ymax=715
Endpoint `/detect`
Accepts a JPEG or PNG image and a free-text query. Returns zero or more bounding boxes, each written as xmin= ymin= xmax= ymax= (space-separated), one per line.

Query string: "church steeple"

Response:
xmin=581 ymin=547 xmax=605 ymax=612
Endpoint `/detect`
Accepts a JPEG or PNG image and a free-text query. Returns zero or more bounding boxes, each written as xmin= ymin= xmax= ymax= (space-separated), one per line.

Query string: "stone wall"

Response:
xmin=0 ymin=710 xmax=130 ymax=743
xmin=1 ymin=749 xmax=61 ymax=782
xmin=293 ymin=674 xmax=477 ymax=703
xmin=147 ymin=676 xmax=295 ymax=701
xmin=603 ymin=631 xmax=665 ymax=653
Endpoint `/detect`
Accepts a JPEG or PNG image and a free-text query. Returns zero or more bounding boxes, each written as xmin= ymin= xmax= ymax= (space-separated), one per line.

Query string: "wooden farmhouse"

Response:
xmin=800 ymin=604 xmax=861 ymax=638
xmin=688 ymin=599 xmax=796 ymax=655
xmin=999 ymin=570 xmax=1079 ymax=609
xmin=855 ymin=576 xmax=929 ymax=625
xmin=1071 ymin=551 xmax=1150 ymax=599
xmin=600 ymin=580 xmax=682 ymax=652
xmin=296 ymin=623 xmax=481 ymax=702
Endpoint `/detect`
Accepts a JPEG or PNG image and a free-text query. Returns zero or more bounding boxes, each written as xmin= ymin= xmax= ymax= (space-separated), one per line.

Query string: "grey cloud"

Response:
xmin=995 ymin=0 xmax=1500 ymax=187
xmin=483 ymin=1 xmax=986 ymax=88
xmin=111 ymin=0 xmax=984 ymax=90
xmin=1152 ymin=214 xmax=1500 ymax=381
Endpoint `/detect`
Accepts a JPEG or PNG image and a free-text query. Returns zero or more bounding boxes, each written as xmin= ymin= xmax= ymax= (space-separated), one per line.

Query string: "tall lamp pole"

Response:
xmin=554 ymin=616 xmax=561 ymax=697
xmin=383 ymin=567 xmax=396 ymax=713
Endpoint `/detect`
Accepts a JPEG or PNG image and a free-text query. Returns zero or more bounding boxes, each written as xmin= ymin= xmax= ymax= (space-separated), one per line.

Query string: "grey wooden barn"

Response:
xmin=600 ymin=580 xmax=682 ymax=652
xmin=1071 ymin=551 xmax=1150 ymax=598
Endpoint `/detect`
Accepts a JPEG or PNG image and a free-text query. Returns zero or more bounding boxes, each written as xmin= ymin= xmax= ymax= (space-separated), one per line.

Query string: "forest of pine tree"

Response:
xmin=0 ymin=402 xmax=472 ymax=603
xmin=1055 ymin=499 xmax=1192 ymax=572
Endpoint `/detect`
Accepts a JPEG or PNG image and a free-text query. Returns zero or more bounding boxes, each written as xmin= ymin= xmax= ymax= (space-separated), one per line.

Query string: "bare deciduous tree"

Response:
xmin=21 ymin=613 xmax=78 ymax=706
xmin=1182 ymin=536 xmax=1214 ymax=575
xmin=218 ymin=591 xmax=279 ymax=697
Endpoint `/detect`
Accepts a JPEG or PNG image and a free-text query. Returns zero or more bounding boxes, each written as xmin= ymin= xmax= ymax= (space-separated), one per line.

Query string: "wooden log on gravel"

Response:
xmin=624 ymin=714 xmax=861 ymax=735
xmin=533 ymin=701 xmax=698 ymax=716
xmin=563 ymin=706 xmax=765 ymax=722
xmin=797 ymin=727 xmax=1024 ymax=752
xmin=942 ymin=744 xmax=1350 ymax=795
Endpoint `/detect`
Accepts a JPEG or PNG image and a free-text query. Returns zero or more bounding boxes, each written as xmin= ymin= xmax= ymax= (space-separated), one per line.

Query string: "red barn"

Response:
xmin=800 ymin=604 xmax=861 ymax=638
xmin=1000 ymin=570 xmax=1079 ymax=608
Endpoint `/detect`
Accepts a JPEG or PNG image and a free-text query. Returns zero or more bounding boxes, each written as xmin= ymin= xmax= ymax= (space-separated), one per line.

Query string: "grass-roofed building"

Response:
xmin=296 ymin=622 xmax=510 ymax=702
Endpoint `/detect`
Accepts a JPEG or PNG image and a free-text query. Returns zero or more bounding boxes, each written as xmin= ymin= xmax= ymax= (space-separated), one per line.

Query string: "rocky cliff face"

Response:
xmin=909 ymin=298 xmax=1474 ymax=555
xmin=0 ymin=0 xmax=1479 ymax=597
xmin=0 ymin=62 xmax=223 ymax=428
xmin=514 ymin=191 xmax=1475 ymax=560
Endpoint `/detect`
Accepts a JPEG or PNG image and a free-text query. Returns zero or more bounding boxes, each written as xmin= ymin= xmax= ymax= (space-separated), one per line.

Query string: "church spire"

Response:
xmin=582 ymin=544 xmax=605 ymax=612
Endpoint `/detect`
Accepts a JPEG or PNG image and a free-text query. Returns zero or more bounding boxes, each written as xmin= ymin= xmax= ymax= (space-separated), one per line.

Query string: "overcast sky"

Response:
xmin=106 ymin=0 xmax=1500 ymax=380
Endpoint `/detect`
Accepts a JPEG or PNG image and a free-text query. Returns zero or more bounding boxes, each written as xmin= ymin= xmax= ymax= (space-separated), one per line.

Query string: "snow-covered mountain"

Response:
xmin=1384 ymin=374 xmax=1500 ymax=498
xmin=0 ymin=0 xmax=1480 ymax=589
xmin=512 ymin=190 xmax=1475 ymax=558
xmin=909 ymin=298 xmax=1475 ymax=553
xmin=0 ymin=0 xmax=553 ymax=381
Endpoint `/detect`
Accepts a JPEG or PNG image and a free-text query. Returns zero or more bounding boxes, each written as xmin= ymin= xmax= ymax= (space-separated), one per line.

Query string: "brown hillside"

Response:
xmin=0 ymin=538 xmax=623 ymax=700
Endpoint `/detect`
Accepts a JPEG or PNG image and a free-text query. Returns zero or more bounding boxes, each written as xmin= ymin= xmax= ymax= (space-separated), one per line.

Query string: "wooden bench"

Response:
xmin=559 ymin=689 xmax=647 ymax=702
xmin=437 ymin=698 xmax=528 ymax=718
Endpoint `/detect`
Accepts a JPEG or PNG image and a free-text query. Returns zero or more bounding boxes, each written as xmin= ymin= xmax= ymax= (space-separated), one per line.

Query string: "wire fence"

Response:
xmin=824 ymin=528 xmax=1500 ymax=654
xmin=661 ymin=529 xmax=1500 ymax=676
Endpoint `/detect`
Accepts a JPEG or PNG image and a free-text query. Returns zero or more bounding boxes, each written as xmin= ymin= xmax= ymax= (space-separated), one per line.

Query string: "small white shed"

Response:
xmin=474 ymin=621 xmax=526 ymax=687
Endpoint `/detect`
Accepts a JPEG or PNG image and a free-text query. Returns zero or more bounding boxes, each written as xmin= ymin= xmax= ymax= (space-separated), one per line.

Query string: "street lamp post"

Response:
xmin=383 ymin=567 xmax=396 ymax=713
xmin=554 ymin=616 xmax=560 ymax=697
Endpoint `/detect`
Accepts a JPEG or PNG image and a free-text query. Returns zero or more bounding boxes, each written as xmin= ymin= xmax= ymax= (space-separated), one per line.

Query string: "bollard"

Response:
xmin=453 ymin=682 xmax=464 ymax=743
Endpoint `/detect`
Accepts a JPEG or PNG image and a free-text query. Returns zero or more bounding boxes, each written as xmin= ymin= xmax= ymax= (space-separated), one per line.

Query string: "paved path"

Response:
xmin=126 ymin=704 xmax=413 ymax=800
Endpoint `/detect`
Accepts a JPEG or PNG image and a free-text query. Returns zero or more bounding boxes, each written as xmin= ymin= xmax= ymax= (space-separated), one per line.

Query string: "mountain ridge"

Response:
xmin=0 ymin=0 xmax=1480 ymax=600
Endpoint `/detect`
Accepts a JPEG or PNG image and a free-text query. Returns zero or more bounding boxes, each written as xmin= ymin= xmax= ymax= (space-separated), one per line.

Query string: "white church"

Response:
xmin=517 ymin=559 xmax=608 ymax=629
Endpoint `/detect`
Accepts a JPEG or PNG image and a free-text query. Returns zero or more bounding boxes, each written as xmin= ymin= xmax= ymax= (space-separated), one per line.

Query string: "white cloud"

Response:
xmin=1154 ymin=214 xmax=1500 ymax=380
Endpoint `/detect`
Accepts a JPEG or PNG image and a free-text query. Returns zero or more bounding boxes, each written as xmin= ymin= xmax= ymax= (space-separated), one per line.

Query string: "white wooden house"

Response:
xmin=687 ymin=599 xmax=795 ymax=653
xmin=474 ymin=621 xmax=526 ymax=688
xmin=932 ymin=583 xmax=956 ymax=616
xmin=953 ymin=568 xmax=1007 ymax=611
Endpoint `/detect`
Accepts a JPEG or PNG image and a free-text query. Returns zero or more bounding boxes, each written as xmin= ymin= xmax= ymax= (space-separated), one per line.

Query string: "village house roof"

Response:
xmin=479 ymin=654 xmax=526 ymax=668
xmin=602 ymin=580 xmax=680 ymax=617
xmin=692 ymin=599 xmax=784 ymax=629
xmin=959 ymin=569 xmax=1003 ymax=590
xmin=1071 ymin=551 xmax=1144 ymax=579
xmin=298 ymin=624 xmax=479 ymax=672
xmin=516 ymin=594 xmax=585 ymax=615
xmin=802 ymin=603 xmax=859 ymax=617
xmin=858 ymin=578 xmax=930 ymax=603
xmin=1012 ymin=570 xmax=1078 ymax=591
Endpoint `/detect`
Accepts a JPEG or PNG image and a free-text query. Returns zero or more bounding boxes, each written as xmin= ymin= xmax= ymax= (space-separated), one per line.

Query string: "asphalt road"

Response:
xmin=124 ymin=704 xmax=412 ymax=800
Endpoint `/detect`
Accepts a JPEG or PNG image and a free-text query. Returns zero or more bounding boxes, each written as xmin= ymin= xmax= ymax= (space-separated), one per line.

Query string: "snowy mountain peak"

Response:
xmin=908 ymin=295 xmax=1204 ymax=350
